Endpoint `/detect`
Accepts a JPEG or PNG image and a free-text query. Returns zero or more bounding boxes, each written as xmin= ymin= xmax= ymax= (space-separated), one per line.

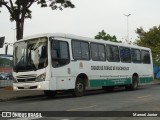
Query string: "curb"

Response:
xmin=0 ymin=88 xmax=44 ymax=101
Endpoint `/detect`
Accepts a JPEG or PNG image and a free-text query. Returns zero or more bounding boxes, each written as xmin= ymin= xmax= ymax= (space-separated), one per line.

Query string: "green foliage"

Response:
xmin=0 ymin=0 xmax=75 ymax=21
xmin=0 ymin=0 xmax=75 ymax=40
xmin=0 ymin=58 xmax=12 ymax=67
xmin=95 ymin=30 xmax=122 ymax=43
xmin=135 ymin=26 xmax=160 ymax=65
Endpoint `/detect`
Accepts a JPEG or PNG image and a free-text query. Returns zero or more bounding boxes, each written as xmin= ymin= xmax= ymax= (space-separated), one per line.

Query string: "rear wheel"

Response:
xmin=72 ymin=78 xmax=85 ymax=97
xmin=44 ymin=90 xmax=56 ymax=98
xmin=125 ymin=76 xmax=138 ymax=90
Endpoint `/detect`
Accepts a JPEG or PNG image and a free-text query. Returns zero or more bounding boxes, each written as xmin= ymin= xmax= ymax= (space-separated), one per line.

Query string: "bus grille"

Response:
xmin=16 ymin=74 xmax=37 ymax=83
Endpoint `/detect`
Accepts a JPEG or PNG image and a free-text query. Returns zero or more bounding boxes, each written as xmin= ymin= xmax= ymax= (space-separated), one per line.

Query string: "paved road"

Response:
xmin=0 ymin=84 xmax=160 ymax=120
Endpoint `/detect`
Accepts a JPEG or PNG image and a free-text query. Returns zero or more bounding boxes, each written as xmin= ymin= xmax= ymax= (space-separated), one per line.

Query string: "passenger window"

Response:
xmin=141 ymin=50 xmax=151 ymax=64
xmin=72 ymin=40 xmax=90 ymax=60
xmin=72 ymin=41 xmax=81 ymax=59
xmin=91 ymin=43 xmax=105 ymax=61
xmin=131 ymin=49 xmax=141 ymax=63
xmin=51 ymin=40 xmax=70 ymax=68
xmin=106 ymin=45 xmax=120 ymax=62
xmin=98 ymin=44 xmax=106 ymax=61
xmin=81 ymin=42 xmax=90 ymax=60
xmin=120 ymin=47 xmax=131 ymax=63
xmin=91 ymin=43 xmax=98 ymax=60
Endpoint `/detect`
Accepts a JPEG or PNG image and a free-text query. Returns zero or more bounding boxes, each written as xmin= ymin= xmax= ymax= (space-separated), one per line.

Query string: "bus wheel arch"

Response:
xmin=125 ymin=73 xmax=139 ymax=90
xmin=76 ymin=73 xmax=89 ymax=87
xmin=72 ymin=73 xmax=88 ymax=97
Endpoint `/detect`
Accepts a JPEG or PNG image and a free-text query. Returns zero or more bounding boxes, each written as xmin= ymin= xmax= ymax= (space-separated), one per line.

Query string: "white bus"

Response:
xmin=12 ymin=33 xmax=154 ymax=97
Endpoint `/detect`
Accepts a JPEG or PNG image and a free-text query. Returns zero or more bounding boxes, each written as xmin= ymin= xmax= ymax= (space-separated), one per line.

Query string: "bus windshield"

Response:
xmin=13 ymin=37 xmax=48 ymax=72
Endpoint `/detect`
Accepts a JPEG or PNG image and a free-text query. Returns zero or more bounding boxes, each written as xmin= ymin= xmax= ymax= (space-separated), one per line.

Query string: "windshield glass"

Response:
xmin=13 ymin=37 xmax=48 ymax=72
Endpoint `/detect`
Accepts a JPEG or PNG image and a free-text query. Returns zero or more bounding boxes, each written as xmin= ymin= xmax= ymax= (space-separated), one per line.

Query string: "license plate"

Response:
xmin=23 ymin=85 xmax=30 ymax=89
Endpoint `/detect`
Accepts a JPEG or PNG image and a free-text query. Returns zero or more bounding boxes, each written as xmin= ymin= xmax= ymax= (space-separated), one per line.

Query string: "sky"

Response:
xmin=0 ymin=0 xmax=160 ymax=54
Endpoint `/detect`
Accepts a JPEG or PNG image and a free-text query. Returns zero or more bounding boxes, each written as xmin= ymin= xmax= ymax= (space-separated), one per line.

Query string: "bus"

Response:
xmin=0 ymin=54 xmax=13 ymax=87
xmin=12 ymin=33 xmax=154 ymax=97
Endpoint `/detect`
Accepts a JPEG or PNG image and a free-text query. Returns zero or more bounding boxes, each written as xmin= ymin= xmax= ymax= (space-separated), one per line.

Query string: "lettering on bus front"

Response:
xmin=91 ymin=66 xmax=129 ymax=71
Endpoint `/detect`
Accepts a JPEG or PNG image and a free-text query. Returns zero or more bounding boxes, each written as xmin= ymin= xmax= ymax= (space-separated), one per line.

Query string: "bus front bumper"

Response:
xmin=12 ymin=81 xmax=49 ymax=90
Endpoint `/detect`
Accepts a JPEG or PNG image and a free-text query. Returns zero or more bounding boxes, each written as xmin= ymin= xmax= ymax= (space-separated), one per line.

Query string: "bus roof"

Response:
xmin=16 ymin=33 xmax=150 ymax=51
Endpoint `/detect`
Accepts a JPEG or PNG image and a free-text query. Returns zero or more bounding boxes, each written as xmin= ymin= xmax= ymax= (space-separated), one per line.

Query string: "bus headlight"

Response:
xmin=35 ymin=73 xmax=46 ymax=82
xmin=13 ymin=77 xmax=18 ymax=83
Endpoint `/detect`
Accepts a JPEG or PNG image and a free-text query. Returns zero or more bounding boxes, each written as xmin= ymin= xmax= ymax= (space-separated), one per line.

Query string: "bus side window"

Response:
xmin=81 ymin=42 xmax=90 ymax=60
xmin=106 ymin=45 xmax=111 ymax=61
xmin=91 ymin=43 xmax=105 ymax=61
xmin=72 ymin=40 xmax=90 ymax=60
xmin=131 ymin=48 xmax=141 ymax=63
xmin=141 ymin=50 xmax=151 ymax=64
xmin=51 ymin=40 xmax=70 ymax=68
xmin=98 ymin=44 xmax=106 ymax=61
xmin=119 ymin=47 xmax=131 ymax=63
xmin=91 ymin=43 xmax=98 ymax=60
xmin=106 ymin=45 xmax=120 ymax=62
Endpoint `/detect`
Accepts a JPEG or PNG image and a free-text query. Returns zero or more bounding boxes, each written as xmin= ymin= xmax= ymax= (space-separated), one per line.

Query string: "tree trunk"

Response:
xmin=16 ymin=19 xmax=24 ymax=40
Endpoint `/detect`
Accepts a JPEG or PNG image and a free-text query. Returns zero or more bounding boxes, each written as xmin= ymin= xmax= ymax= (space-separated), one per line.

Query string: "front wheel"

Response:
xmin=72 ymin=78 xmax=85 ymax=97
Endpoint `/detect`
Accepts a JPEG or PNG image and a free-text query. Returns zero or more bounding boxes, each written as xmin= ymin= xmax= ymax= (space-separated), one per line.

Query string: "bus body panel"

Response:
xmin=12 ymin=33 xmax=154 ymax=91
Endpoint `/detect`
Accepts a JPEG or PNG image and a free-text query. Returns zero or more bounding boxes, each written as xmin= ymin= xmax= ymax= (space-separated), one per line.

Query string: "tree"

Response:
xmin=0 ymin=0 xmax=75 ymax=40
xmin=95 ymin=30 xmax=121 ymax=43
xmin=135 ymin=26 xmax=160 ymax=65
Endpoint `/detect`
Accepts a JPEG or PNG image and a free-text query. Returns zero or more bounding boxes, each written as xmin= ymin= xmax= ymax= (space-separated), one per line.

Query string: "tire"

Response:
xmin=102 ymin=86 xmax=114 ymax=92
xmin=125 ymin=76 xmax=138 ymax=90
xmin=125 ymin=85 xmax=131 ymax=90
xmin=131 ymin=76 xmax=138 ymax=90
xmin=72 ymin=78 xmax=85 ymax=97
xmin=44 ymin=90 xmax=56 ymax=98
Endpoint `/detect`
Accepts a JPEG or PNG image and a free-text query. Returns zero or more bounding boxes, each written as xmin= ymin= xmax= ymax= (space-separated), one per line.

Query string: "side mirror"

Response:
xmin=0 ymin=36 xmax=5 ymax=48
xmin=5 ymin=45 xmax=8 ymax=55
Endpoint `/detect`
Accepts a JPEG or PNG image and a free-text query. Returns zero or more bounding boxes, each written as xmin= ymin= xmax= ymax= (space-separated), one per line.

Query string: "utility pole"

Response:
xmin=124 ymin=14 xmax=131 ymax=43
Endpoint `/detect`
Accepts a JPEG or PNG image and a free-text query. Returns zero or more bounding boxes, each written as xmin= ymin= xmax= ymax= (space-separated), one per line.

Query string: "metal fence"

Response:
xmin=0 ymin=80 xmax=13 ymax=87
xmin=154 ymin=65 xmax=160 ymax=79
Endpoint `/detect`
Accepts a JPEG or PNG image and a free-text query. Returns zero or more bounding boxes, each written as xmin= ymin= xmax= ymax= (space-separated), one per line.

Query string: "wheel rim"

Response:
xmin=76 ymin=82 xmax=84 ymax=93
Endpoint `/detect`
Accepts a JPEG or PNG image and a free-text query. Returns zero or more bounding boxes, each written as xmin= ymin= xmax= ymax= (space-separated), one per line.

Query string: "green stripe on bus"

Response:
xmin=89 ymin=78 xmax=132 ymax=87
xmin=89 ymin=77 xmax=154 ymax=87
xmin=139 ymin=77 xmax=154 ymax=83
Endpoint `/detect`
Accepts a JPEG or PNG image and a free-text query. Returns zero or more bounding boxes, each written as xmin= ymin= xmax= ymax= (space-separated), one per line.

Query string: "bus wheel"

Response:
xmin=125 ymin=76 xmax=138 ymax=90
xmin=131 ymin=76 xmax=138 ymax=90
xmin=72 ymin=78 xmax=85 ymax=97
xmin=102 ymin=86 xmax=114 ymax=92
xmin=44 ymin=90 xmax=56 ymax=98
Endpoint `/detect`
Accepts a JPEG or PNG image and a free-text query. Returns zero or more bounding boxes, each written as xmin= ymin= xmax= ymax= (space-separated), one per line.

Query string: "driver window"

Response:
xmin=51 ymin=40 xmax=70 ymax=68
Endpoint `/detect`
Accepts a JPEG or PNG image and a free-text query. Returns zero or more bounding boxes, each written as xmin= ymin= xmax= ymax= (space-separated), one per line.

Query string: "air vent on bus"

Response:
xmin=16 ymin=74 xmax=37 ymax=83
